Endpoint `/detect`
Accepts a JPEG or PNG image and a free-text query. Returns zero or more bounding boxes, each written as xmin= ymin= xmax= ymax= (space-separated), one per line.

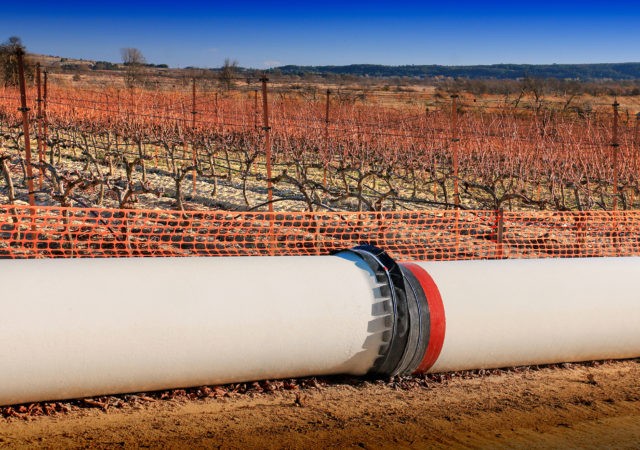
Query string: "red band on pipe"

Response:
xmin=401 ymin=262 xmax=446 ymax=373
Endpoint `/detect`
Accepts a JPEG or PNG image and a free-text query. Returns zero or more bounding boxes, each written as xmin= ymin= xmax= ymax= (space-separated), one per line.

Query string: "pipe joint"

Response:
xmin=343 ymin=245 xmax=430 ymax=377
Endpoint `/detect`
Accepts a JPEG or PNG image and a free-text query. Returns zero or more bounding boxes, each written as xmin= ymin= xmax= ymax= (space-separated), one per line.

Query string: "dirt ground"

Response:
xmin=1 ymin=360 xmax=639 ymax=449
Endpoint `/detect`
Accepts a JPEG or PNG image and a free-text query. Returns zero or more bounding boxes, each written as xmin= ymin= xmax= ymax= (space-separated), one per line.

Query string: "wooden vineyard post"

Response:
xmin=214 ymin=91 xmax=219 ymax=131
xmin=611 ymin=101 xmax=621 ymax=252
xmin=451 ymin=94 xmax=460 ymax=207
xmin=260 ymin=77 xmax=273 ymax=212
xmin=612 ymin=100 xmax=620 ymax=211
xmin=495 ymin=208 xmax=505 ymax=259
xmin=43 ymin=70 xmax=49 ymax=167
xmin=261 ymin=77 xmax=275 ymax=255
xmin=324 ymin=89 xmax=331 ymax=189
xmin=450 ymin=94 xmax=461 ymax=256
xmin=191 ymin=77 xmax=197 ymax=129
xmin=113 ymin=89 xmax=121 ymax=176
xmin=35 ymin=63 xmax=44 ymax=188
xmin=191 ymin=77 xmax=197 ymax=195
xmin=576 ymin=212 xmax=587 ymax=257
xmin=16 ymin=48 xmax=36 ymax=207
xmin=635 ymin=113 xmax=640 ymax=187
xmin=254 ymin=88 xmax=259 ymax=130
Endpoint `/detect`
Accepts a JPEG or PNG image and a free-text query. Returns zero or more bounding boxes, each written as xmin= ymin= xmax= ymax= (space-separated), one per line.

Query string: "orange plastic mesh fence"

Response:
xmin=1 ymin=205 xmax=639 ymax=260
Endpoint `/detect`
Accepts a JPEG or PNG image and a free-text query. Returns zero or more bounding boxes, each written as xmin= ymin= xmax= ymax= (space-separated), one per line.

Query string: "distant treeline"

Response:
xmin=59 ymin=61 xmax=170 ymax=72
xmin=273 ymin=63 xmax=640 ymax=81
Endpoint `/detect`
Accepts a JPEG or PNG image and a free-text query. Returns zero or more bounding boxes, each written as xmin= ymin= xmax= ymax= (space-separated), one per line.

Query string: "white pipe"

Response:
xmin=413 ymin=258 xmax=640 ymax=373
xmin=2 ymin=249 xmax=640 ymax=407
xmin=0 ymin=253 xmax=388 ymax=406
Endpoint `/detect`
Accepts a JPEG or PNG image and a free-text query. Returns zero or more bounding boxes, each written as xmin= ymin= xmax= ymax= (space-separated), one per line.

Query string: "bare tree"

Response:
xmin=521 ymin=77 xmax=547 ymax=109
xmin=120 ymin=47 xmax=146 ymax=87
xmin=219 ymin=58 xmax=238 ymax=90
xmin=0 ymin=36 xmax=33 ymax=87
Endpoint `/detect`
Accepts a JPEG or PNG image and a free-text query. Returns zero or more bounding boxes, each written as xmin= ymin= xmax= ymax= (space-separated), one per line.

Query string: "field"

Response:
xmin=1 ymin=73 xmax=640 ymax=213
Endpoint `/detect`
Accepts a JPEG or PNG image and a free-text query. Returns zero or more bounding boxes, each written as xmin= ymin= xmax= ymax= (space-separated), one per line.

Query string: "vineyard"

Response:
xmin=1 ymin=72 xmax=639 ymax=212
xmin=1 ymin=70 xmax=640 ymax=259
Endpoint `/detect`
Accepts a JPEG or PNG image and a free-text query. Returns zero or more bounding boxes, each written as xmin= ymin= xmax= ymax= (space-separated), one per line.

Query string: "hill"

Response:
xmin=273 ymin=63 xmax=640 ymax=80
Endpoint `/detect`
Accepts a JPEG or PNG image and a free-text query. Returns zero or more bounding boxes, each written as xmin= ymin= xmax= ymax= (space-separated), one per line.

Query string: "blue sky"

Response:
xmin=2 ymin=1 xmax=639 ymax=69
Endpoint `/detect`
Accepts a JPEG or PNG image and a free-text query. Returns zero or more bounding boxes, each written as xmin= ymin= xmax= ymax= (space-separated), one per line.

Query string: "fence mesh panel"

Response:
xmin=2 ymin=205 xmax=639 ymax=260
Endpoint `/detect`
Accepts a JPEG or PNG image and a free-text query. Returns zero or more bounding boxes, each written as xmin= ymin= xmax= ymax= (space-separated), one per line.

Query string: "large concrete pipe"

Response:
xmin=1 ymin=246 xmax=639 ymax=406
xmin=405 ymin=257 xmax=640 ymax=373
